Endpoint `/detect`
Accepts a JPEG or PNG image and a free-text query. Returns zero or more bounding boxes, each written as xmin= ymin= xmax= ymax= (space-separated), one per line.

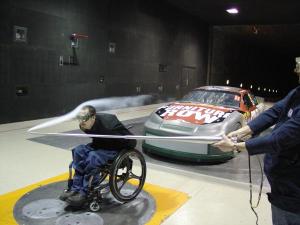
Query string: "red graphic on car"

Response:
xmin=156 ymin=103 xmax=234 ymax=125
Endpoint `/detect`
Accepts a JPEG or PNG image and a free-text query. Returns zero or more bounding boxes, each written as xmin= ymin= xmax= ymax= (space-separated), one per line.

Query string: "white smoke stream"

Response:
xmin=28 ymin=95 xmax=152 ymax=132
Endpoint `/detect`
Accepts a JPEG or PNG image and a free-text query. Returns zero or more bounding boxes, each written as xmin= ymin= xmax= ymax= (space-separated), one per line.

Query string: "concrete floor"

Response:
xmin=0 ymin=103 xmax=272 ymax=225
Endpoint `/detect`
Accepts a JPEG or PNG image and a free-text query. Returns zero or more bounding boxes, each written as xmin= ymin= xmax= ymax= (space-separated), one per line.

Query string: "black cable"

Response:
xmin=248 ymin=154 xmax=264 ymax=225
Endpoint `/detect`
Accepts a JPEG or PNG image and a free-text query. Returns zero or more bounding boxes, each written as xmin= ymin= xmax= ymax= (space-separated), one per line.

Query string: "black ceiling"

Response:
xmin=165 ymin=0 xmax=300 ymax=25
xmin=164 ymin=0 xmax=300 ymax=56
xmin=214 ymin=24 xmax=300 ymax=56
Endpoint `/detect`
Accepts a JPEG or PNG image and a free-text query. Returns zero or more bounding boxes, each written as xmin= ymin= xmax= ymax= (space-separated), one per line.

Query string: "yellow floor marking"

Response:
xmin=144 ymin=182 xmax=189 ymax=225
xmin=0 ymin=173 xmax=189 ymax=225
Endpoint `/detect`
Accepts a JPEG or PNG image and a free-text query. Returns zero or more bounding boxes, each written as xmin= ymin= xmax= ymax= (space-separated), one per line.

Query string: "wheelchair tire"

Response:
xmin=109 ymin=149 xmax=146 ymax=202
xmin=89 ymin=201 xmax=101 ymax=212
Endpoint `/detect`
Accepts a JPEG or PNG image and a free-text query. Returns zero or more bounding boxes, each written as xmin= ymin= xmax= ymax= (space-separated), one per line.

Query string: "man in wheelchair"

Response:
xmin=59 ymin=105 xmax=137 ymax=207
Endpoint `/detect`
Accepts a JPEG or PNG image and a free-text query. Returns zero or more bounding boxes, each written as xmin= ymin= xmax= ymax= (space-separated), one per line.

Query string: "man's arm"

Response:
xmin=108 ymin=115 xmax=137 ymax=149
xmin=214 ymin=88 xmax=298 ymax=153
xmin=246 ymin=111 xmax=300 ymax=155
xmin=214 ymin=113 xmax=300 ymax=154
xmin=227 ymin=100 xmax=286 ymax=141
xmin=248 ymin=89 xmax=296 ymax=135
xmin=248 ymin=99 xmax=285 ymax=135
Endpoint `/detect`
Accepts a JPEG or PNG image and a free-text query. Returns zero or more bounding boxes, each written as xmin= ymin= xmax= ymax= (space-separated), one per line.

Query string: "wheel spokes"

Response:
xmin=115 ymin=170 xmax=129 ymax=190
xmin=128 ymin=171 xmax=142 ymax=180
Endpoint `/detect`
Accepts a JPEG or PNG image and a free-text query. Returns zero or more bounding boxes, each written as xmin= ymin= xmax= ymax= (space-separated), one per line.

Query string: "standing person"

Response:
xmin=214 ymin=57 xmax=300 ymax=225
xmin=59 ymin=105 xmax=136 ymax=206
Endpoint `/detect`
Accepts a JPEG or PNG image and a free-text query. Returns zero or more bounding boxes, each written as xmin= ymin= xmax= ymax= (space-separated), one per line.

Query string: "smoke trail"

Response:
xmin=28 ymin=95 xmax=153 ymax=132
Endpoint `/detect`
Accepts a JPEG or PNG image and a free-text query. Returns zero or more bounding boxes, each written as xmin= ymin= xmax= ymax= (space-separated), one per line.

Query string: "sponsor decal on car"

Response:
xmin=156 ymin=103 xmax=234 ymax=125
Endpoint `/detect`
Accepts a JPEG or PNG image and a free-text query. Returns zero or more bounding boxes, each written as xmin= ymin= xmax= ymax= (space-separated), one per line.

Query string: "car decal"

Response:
xmin=234 ymin=95 xmax=241 ymax=101
xmin=156 ymin=103 xmax=234 ymax=125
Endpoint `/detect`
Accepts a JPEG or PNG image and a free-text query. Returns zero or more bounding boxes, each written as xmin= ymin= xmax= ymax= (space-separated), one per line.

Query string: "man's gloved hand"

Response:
xmin=213 ymin=134 xmax=247 ymax=153
xmin=227 ymin=125 xmax=253 ymax=141
xmin=213 ymin=135 xmax=235 ymax=152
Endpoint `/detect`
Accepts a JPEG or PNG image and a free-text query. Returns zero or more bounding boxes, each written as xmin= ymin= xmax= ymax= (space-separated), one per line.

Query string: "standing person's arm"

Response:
xmin=224 ymin=100 xmax=286 ymax=143
xmin=227 ymin=94 xmax=289 ymax=140
xmin=214 ymin=89 xmax=296 ymax=153
xmin=246 ymin=111 xmax=300 ymax=155
xmin=214 ymin=106 xmax=300 ymax=154
xmin=247 ymin=97 xmax=287 ymax=135
xmin=247 ymin=87 xmax=298 ymax=136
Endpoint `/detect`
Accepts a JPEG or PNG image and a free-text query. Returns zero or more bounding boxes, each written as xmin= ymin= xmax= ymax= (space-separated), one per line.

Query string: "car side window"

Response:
xmin=250 ymin=94 xmax=258 ymax=105
xmin=243 ymin=94 xmax=254 ymax=109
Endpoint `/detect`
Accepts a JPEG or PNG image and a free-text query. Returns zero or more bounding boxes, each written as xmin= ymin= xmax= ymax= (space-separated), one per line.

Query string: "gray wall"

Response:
xmin=0 ymin=0 xmax=209 ymax=123
xmin=209 ymin=26 xmax=298 ymax=98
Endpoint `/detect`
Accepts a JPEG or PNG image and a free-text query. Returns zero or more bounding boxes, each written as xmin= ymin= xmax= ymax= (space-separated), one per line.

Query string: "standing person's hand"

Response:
xmin=227 ymin=125 xmax=253 ymax=141
xmin=213 ymin=135 xmax=235 ymax=152
xmin=213 ymin=134 xmax=247 ymax=153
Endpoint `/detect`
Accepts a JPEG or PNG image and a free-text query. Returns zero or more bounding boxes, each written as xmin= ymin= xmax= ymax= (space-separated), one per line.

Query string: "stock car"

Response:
xmin=142 ymin=86 xmax=265 ymax=162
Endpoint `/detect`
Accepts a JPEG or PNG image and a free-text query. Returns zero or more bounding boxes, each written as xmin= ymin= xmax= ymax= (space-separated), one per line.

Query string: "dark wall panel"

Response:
xmin=106 ymin=0 xmax=209 ymax=98
xmin=0 ymin=0 xmax=209 ymax=123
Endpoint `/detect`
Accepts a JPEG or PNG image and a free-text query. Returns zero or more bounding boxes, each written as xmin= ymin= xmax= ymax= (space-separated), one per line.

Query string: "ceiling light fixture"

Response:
xmin=252 ymin=25 xmax=259 ymax=35
xmin=226 ymin=8 xmax=239 ymax=14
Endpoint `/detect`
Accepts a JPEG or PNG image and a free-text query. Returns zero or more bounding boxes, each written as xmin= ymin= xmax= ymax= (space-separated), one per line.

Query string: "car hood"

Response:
xmin=155 ymin=102 xmax=236 ymax=125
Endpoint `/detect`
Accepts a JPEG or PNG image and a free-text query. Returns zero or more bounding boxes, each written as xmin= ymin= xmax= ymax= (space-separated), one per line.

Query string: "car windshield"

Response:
xmin=180 ymin=90 xmax=240 ymax=108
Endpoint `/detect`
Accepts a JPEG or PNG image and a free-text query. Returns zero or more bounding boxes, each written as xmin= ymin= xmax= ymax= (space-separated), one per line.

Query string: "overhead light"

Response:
xmin=226 ymin=8 xmax=239 ymax=14
xmin=240 ymin=83 xmax=243 ymax=88
xmin=252 ymin=26 xmax=259 ymax=35
xmin=226 ymin=79 xmax=230 ymax=85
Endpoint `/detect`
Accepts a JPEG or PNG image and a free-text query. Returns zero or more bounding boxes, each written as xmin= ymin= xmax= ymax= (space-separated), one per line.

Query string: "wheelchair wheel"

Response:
xmin=89 ymin=201 xmax=101 ymax=212
xmin=109 ymin=149 xmax=146 ymax=202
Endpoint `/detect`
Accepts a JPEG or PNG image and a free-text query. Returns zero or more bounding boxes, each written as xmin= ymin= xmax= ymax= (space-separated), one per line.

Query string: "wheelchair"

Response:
xmin=65 ymin=149 xmax=147 ymax=212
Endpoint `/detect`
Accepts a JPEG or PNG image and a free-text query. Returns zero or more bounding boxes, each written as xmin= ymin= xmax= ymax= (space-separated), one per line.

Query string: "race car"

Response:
xmin=142 ymin=86 xmax=265 ymax=162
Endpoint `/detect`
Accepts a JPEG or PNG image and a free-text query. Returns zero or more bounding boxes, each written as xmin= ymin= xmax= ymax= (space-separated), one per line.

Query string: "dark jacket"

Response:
xmin=83 ymin=113 xmax=136 ymax=151
xmin=246 ymin=86 xmax=300 ymax=213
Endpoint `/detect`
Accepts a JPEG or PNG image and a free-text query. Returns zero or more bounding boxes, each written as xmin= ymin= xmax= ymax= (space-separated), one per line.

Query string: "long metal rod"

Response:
xmin=29 ymin=131 xmax=222 ymax=144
